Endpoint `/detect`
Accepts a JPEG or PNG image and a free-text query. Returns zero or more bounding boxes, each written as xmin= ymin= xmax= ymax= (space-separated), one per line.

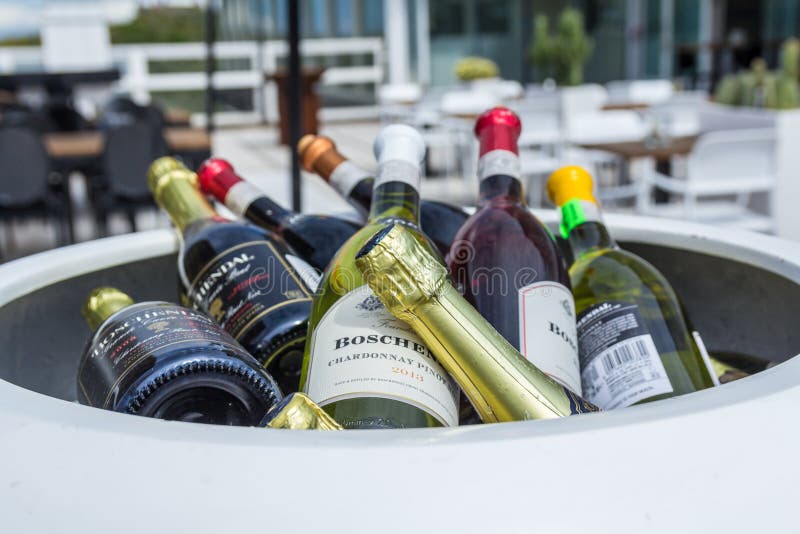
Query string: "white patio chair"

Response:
xmin=378 ymin=83 xmax=423 ymax=125
xmin=607 ymin=79 xmax=674 ymax=105
xmin=639 ymin=128 xmax=776 ymax=232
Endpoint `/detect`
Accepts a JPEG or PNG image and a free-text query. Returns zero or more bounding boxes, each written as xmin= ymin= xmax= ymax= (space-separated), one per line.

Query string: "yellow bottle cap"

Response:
xmin=546 ymin=165 xmax=598 ymax=207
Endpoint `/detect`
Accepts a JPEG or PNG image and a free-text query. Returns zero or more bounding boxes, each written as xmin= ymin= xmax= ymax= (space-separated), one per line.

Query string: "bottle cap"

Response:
xmin=261 ymin=393 xmax=343 ymax=430
xmin=83 ymin=287 xmax=135 ymax=331
xmin=373 ymin=124 xmax=426 ymax=166
xmin=297 ymin=134 xmax=337 ymax=172
xmin=546 ymin=165 xmax=598 ymax=207
xmin=197 ymin=158 xmax=241 ymax=201
xmin=355 ymin=224 xmax=448 ymax=320
xmin=474 ymin=107 xmax=521 ymax=156
xmin=147 ymin=156 xmax=197 ymax=200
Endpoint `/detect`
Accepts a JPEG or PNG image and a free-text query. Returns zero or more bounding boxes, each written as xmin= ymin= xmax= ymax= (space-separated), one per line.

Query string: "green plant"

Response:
xmin=714 ymin=38 xmax=800 ymax=109
xmin=454 ymin=56 xmax=500 ymax=81
xmin=528 ymin=8 xmax=593 ymax=86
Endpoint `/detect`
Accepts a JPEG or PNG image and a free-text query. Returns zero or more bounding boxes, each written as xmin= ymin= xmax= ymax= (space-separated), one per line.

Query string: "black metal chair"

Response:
xmin=89 ymin=122 xmax=167 ymax=236
xmin=0 ymin=128 xmax=69 ymax=258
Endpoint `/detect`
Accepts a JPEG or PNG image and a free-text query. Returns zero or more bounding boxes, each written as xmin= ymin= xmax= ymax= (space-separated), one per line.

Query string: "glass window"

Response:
xmin=309 ymin=0 xmax=329 ymax=36
xmin=334 ymin=0 xmax=354 ymax=36
xmin=362 ymin=0 xmax=384 ymax=35
xmin=275 ymin=0 xmax=287 ymax=35
xmin=430 ymin=0 xmax=465 ymax=36
xmin=476 ymin=0 xmax=509 ymax=34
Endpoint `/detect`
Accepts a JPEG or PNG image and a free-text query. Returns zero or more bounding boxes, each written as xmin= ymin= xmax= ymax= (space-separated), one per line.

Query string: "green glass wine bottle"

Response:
xmin=299 ymin=124 xmax=460 ymax=429
xmin=547 ymin=166 xmax=715 ymax=410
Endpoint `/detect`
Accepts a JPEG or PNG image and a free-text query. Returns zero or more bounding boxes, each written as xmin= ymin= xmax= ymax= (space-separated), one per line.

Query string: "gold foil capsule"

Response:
xmin=261 ymin=393 xmax=343 ymax=430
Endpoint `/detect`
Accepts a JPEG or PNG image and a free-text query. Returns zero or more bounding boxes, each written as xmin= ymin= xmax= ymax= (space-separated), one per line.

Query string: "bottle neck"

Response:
xmin=566 ymin=221 xmax=616 ymax=259
xmin=476 ymin=148 xmax=524 ymax=205
xmin=243 ymin=195 xmax=293 ymax=230
xmin=367 ymin=161 xmax=421 ymax=224
xmin=312 ymin=148 xmax=347 ymax=181
xmin=157 ymin=178 xmax=219 ymax=233
xmin=83 ymin=288 xmax=135 ymax=331
xmin=479 ymin=174 xmax=525 ymax=205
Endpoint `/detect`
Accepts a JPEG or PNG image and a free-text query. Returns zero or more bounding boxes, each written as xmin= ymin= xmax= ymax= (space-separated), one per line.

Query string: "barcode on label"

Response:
xmin=601 ymin=339 xmax=651 ymax=373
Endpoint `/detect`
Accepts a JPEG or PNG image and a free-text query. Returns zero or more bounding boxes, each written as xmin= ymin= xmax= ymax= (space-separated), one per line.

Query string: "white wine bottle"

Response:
xmin=547 ymin=166 xmax=715 ymax=410
xmin=299 ymin=125 xmax=460 ymax=429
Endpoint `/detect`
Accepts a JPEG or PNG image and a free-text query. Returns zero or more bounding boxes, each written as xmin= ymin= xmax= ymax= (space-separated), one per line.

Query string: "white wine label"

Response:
xmin=373 ymin=160 xmax=421 ymax=189
xmin=577 ymin=301 xmax=673 ymax=410
xmin=518 ymin=281 xmax=581 ymax=395
xmin=224 ymin=181 xmax=263 ymax=216
xmin=304 ymin=285 xmax=459 ymax=426
xmin=329 ymin=160 xmax=372 ymax=197
xmin=477 ymin=149 xmax=521 ymax=181
xmin=286 ymin=254 xmax=321 ymax=292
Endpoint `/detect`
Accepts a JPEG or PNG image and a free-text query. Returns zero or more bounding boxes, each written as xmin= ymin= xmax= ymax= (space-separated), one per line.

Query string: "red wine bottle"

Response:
xmin=446 ymin=107 xmax=581 ymax=395
xmin=149 ymin=157 xmax=316 ymax=395
xmin=197 ymin=158 xmax=360 ymax=273
xmin=297 ymin=134 xmax=469 ymax=258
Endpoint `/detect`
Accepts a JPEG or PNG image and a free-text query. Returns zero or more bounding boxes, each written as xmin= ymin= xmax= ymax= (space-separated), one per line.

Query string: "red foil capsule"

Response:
xmin=474 ymin=106 xmax=522 ymax=157
xmin=197 ymin=158 xmax=241 ymax=201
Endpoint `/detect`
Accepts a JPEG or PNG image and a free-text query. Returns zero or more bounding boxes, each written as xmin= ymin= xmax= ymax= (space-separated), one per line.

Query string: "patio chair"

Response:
xmin=89 ymin=122 xmax=167 ymax=236
xmin=0 ymin=128 xmax=69 ymax=258
xmin=607 ymin=79 xmax=674 ymax=105
xmin=639 ymin=128 xmax=776 ymax=232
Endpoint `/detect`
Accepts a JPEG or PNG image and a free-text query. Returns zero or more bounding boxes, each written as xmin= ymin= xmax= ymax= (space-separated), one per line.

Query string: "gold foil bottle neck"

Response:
xmin=354 ymin=224 xmax=447 ymax=320
xmin=297 ymin=134 xmax=344 ymax=178
xmin=83 ymin=287 xmax=135 ymax=331
xmin=263 ymin=393 xmax=343 ymax=430
xmin=546 ymin=165 xmax=598 ymax=207
xmin=147 ymin=157 xmax=198 ymax=200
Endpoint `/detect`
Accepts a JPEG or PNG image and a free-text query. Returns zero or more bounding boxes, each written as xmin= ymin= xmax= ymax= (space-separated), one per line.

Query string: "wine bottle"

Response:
xmin=446 ymin=107 xmax=581 ymax=395
xmin=297 ymin=134 xmax=469 ymax=257
xmin=547 ymin=165 xmax=715 ymax=410
xmin=260 ymin=392 xmax=343 ymax=430
xmin=78 ymin=287 xmax=282 ymax=424
xmin=355 ymin=224 xmax=598 ymax=422
xmin=299 ymin=125 xmax=460 ymax=429
xmin=197 ymin=158 xmax=360 ymax=273
xmin=148 ymin=157 xmax=316 ymax=395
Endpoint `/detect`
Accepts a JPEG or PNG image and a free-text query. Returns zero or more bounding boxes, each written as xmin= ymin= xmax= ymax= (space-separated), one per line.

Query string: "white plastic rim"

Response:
xmin=1 ymin=216 xmax=798 ymax=533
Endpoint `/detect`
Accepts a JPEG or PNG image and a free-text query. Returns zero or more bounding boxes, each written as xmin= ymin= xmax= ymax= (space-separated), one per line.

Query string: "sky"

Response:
xmin=0 ymin=0 xmax=201 ymax=38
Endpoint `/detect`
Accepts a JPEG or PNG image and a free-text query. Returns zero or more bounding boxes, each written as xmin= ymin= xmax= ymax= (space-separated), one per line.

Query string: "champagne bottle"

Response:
xmin=148 ymin=157 xmax=315 ymax=394
xmin=547 ymin=165 xmax=715 ymax=410
xmin=299 ymin=125 xmax=460 ymax=429
xmin=260 ymin=393 xmax=343 ymax=430
xmin=78 ymin=287 xmax=282 ymax=424
xmin=447 ymin=107 xmax=581 ymax=395
xmin=354 ymin=224 xmax=598 ymax=422
xmin=297 ymin=134 xmax=469 ymax=257
xmin=197 ymin=158 xmax=360 ymax=273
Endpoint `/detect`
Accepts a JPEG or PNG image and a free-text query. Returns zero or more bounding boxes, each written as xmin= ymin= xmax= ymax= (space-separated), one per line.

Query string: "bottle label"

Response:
xmin=78 ymin=304 xmax=246 ymax=409
xmin=330 ymin=160 xmax=372 ymax=197
xmin=304 ymin=285 xmax=459 ymax=427
xmin=224 ymin=181 xmax=263 ymax=216
xmin=374 ymin=160 xmax=421 ymax=189
xmin=560 ymin=199 xmax=602 ymax=239
xmin=477 ymin=149 xmax=521 ymax=181
xmin=518 ymin=281 xmax=581 ymax=395
xmin=286 ymin=253 xmax=321 ymax=292
xmin=577 ymin=301 xmax=673 ymax=410
xmin=187 ymin=240 xmax=313 ymax=342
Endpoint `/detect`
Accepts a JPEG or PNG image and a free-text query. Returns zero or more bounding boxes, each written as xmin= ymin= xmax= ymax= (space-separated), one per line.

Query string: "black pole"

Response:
xmin=205 ymin=0 xmax=217 ymax=133
xmin=255 ymin=0 xmax=267 ymax=124
xmin=288 ymin=0 xmax=302 ymax=212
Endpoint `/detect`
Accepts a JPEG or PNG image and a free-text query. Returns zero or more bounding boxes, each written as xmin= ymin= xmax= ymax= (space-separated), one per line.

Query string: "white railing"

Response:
xmin=0 ymin=37 xmax=384 ymax=125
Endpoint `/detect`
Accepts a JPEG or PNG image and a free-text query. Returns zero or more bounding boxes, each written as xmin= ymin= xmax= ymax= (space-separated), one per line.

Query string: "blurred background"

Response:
xmin=1 ymin=0 xmax=799 ymax=260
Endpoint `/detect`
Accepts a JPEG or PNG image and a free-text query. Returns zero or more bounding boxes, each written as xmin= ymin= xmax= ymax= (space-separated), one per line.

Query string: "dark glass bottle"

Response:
xmin=446 ymin=107 xmax=581 ymax=395
xmin=78 ymin=287 xmax=282 ymax=425
xmin=197 ymin=158 xmax=360 ymax=273
xmin=297 ymin=134 xmax=469 ymax=258
xmin=148 ymin=157 xmax=315 ymax=394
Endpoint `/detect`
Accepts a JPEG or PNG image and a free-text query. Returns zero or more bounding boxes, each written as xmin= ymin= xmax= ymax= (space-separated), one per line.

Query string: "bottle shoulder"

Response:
xmin=183 ymin=219 xmax=290 ymax=253
xmin=570 ymin=248 xmax=678 ymax=302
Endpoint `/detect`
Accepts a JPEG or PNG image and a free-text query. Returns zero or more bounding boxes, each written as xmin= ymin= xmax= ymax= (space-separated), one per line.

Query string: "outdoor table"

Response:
xmin=42 ymin=127 xmax=212 ymax=243
xmin=601 ymin=102 xmax=651 ymax=111
xmin=578 ymin=135 xmax=699 ymax=204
